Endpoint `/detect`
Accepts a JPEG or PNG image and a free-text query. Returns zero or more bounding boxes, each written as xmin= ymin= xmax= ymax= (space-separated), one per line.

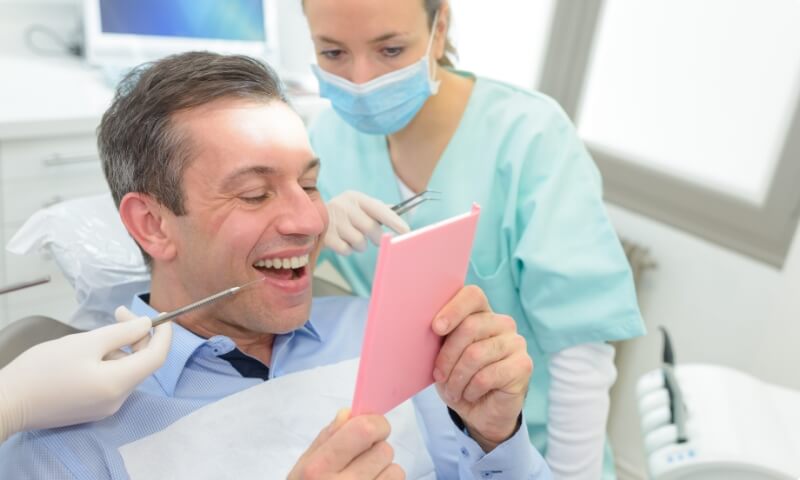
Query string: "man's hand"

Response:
xmin=431 ymin=286 xmax=533 ymax=452
xmin=288 ymin=408 xmax=405 ymax=480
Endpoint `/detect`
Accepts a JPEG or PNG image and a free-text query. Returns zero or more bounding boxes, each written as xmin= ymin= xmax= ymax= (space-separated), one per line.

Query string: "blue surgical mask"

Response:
xmin=311 ymin=12 xmax=441 ymax=135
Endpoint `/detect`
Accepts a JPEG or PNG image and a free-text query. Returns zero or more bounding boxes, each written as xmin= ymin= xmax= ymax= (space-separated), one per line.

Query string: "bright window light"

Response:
xmin=449 ymin=0 xmax=556 ymax=90
xmin=577 ymin=0 xmax=800 ymax=205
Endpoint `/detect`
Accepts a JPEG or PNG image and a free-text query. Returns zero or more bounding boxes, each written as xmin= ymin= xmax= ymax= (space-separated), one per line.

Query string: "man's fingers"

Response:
xmin=462 ymin=350 xmax=532 ymax=404
xmin=310 ymin=415 xmax=391 ymax=473
xmin=431 ymin=285 xmax=491 ymax=336
xmin=342 ymin=441 xmax=395 ymax=478
xmin=376 ymin=464 xmax=406 ymax=480
xmin=303 ymin=408 xmax=351 ymax=458
xmin=433 ymin=312 xmax=515 ymax=385
xmin=440 ymin=333 xmax=519 ymax=403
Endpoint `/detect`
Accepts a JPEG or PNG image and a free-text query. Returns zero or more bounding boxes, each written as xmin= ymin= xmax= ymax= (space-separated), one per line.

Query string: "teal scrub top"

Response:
xmin=310 ymin=73 xmax=645 ymax=476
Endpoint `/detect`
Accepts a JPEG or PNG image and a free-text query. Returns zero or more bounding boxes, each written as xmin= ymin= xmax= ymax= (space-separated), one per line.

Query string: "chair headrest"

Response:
xmin=7 ymin=193 xmax=150 ymax=330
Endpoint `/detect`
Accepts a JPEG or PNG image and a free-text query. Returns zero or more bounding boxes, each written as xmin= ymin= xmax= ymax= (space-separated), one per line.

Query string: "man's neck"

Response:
xmin=179 ymin=320 xmax=274 ymax=365
xmin=149 ymin=271 xmax=275 ymax=365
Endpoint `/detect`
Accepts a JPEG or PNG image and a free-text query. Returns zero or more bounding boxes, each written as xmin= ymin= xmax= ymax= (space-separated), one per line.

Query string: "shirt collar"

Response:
xmin=131 ymin=294 xmax=206 ymax=396
xmin=130 ymin=292 xmax=323 ymax=395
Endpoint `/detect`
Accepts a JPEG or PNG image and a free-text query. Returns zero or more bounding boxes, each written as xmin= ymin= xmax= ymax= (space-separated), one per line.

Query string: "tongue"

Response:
xmin=261 ymin=268 xmax=294 ymax=280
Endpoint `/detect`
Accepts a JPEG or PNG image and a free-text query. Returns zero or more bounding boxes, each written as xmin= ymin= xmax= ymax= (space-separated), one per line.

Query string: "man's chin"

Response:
xmin=259 ymin=302 xmax=313 ymax=335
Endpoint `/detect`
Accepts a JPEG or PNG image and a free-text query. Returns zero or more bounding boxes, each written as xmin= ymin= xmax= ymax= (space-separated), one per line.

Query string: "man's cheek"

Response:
xmin=317 ymin=202 xmax=330 ymax=233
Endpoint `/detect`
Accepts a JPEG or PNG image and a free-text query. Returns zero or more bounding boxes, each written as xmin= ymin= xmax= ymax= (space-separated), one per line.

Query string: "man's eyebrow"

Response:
xmin=220 ymin=165 xmax=278 ymax=191
xmin=220 ymin=158 xmax=320 ymax=190
xmin=304 ymin=157 xmax=321 ymax=174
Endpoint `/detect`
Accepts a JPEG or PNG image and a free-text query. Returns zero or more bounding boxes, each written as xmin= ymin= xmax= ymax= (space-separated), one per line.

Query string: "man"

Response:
xmin=0 ymin=52 xmax=550 ymax=479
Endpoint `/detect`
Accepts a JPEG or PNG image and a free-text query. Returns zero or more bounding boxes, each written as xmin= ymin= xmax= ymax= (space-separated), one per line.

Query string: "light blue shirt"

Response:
xmin=0 ymin=295 xmax=550 ymax=479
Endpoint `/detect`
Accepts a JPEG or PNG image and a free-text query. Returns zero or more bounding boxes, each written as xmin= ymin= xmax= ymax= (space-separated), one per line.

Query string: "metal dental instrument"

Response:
xmin=660 ymin=326 xmax=688 ymax=443
xmin=151 ymin=278 xmax=265 ymax=327
xmin=391 ymin=190 xmax=442 ymax=216
xmin=0 ymin=275 xmax=51 ymax=296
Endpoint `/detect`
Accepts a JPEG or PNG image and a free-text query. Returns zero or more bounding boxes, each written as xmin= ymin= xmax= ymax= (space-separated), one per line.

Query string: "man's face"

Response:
xmin=165 ymin=98 xmax=327 ymax=334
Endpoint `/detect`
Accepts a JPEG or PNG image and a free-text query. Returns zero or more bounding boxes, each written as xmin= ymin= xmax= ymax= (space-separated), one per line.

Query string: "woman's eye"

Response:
xmin=382 ymin=46 xmax=404 ymax=57
xmin=321 ymin=49 xmax=343 ymax=60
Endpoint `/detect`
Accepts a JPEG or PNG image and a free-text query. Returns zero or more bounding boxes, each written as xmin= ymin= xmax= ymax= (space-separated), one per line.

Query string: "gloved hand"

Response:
xmin=325 ymin=191 xmax=411 ymax=255
xmin=0 ymin=306 xmax=171 ymax=442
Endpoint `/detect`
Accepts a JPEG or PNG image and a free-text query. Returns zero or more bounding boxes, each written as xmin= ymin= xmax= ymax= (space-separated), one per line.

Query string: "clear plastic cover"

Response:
xmin=6 ymin=194 xmax=150 ymax=330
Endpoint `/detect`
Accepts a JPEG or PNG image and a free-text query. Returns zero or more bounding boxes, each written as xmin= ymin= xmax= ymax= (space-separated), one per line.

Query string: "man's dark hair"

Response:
xmin=97 ymin=51 xmax=288 ymax=262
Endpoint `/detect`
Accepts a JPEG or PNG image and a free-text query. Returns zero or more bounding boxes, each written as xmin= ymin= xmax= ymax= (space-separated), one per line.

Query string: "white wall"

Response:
xmin=0 ymin=3 xmax=81 ymax=57
xmin=448 ymin=0 xmax=555 ymax=90
xmin=605 ymin=202 xmax=800 ymax=478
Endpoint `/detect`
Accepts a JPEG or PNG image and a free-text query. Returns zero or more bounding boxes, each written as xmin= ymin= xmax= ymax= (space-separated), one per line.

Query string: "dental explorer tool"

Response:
xmin=151 ymin=278 xmax=265 ymax=327
xmin=0 ymin=275 xmax=51 ymax=296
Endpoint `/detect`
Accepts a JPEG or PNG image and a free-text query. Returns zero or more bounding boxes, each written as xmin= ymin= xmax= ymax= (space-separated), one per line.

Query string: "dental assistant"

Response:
xmin=303 ymin=1 xmax=645 ymax=478
xmin=0 ymin=307 xmax=171 ymax=443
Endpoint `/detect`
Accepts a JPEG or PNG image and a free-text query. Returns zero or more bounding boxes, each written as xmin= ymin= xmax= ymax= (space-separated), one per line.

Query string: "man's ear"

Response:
xmin=118 ymin=193 xmax=178 ymax=262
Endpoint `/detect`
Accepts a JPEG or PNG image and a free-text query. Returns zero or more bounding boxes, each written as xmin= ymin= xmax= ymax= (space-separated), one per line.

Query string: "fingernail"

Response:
xmin=433 ymin=368 xmax=443 ymax=382
xmin=434 ymin=317 xmax=447 ymax=333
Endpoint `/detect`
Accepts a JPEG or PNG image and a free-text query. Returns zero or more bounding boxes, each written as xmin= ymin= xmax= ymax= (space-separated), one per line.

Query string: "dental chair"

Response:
xmin=636 ymin=330 xmax=800 ymax=479
xmin=0 ymin=193 xmax=352 ymax=369
xmin=0 ymin=315 xmax=81 ymax=368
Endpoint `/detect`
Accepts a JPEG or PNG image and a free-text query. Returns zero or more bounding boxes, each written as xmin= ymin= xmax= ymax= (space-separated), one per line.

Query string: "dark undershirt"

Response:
xmin=219 ymin=348 xmax=271 ymax=381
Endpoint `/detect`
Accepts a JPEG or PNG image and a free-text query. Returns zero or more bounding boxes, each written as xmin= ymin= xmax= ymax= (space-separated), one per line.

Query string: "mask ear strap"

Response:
xmin=426 ymin=9 xmax=442 ymax=85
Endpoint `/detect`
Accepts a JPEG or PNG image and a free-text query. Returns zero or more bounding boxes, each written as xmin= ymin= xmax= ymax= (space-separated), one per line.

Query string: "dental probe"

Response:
xmin=151 ymin=277 xmax=265 ymax=327
xmin=0 ymin=275 xmax=51 ymax=296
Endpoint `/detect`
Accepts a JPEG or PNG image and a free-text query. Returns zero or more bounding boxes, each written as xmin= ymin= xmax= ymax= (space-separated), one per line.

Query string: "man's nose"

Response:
xmin=274 ymin=188 xmax=326 ymax=237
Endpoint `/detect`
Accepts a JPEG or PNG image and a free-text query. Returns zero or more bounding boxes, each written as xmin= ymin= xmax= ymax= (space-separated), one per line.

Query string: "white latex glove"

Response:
xmin=0 ymin=306 xmax=172 ymax=442
xmin=325 ymin=191 xmax=410 ymax=255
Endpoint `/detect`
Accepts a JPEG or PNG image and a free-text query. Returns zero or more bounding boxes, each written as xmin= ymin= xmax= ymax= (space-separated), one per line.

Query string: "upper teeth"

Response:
xmin=253 ymin=254 xmax=310 ymax=269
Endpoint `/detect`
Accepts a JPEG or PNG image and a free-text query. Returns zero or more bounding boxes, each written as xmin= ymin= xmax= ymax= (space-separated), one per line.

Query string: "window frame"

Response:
xmin=537 ymin=0 xmax=800 ymax=268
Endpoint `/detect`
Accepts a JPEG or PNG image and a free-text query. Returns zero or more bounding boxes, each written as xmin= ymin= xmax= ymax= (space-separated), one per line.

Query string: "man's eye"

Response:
xmin=382 ymin=46 xmax=404 ymax=57
xmin=240 ymin=194 xmax=268 ymax=204
xmin=303 ymin=186 xmax=318 ymax=194
xmin=321 ymin=49 xmax=343 ymax=59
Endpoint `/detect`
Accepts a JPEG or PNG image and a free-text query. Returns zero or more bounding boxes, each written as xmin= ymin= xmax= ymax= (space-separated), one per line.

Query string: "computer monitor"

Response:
xmin=83 ymin=0 xmax=279 ymax=67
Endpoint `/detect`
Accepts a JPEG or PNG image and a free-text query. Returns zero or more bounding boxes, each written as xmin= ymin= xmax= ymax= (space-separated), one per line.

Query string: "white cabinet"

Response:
xmin=0 ymin=131 xmax=110 ymax=327
xmin=0 ymin=56 xmax=114 ymax=328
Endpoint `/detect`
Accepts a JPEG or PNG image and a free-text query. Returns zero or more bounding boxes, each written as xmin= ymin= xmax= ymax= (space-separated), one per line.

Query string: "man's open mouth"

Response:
xmin=253 ymin=254 xmax=310 ymax=281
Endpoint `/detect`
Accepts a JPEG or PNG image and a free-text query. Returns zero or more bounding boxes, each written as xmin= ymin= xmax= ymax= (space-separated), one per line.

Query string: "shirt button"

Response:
xmin=460 ymin=447 xmax=469 ymax=458
xmin=480 ymin=472 xmax=494 ymax=479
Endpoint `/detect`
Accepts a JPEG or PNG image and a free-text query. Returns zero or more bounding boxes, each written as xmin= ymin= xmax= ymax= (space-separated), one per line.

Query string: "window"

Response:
xmin=539 ymin=0 xmax=800 ymax=267
xmin=449 ymin=0 xmax=556 ymax=90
